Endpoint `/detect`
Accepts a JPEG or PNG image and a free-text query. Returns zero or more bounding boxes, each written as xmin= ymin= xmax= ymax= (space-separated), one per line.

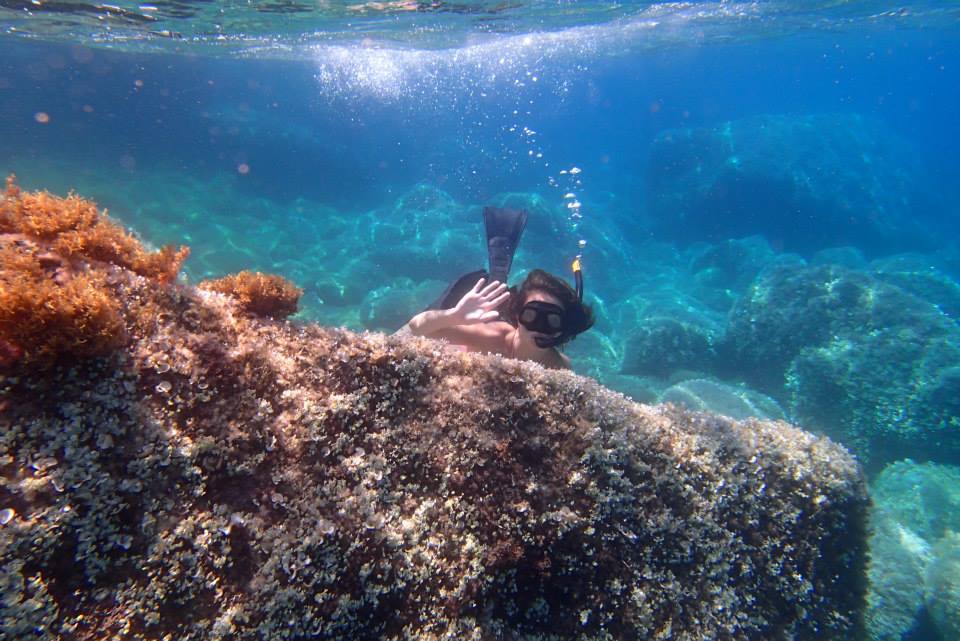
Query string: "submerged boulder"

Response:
xmin=866 ymin=460 xmax=960 ymax=641
xmin=0 ymin=184 xmax=869 ymax=640
xmin=722 ymin=262 xmax=960 ymax=469
xmin=926 ymin=532 xmax=960 ymax=641
xmin=646 ymin=114 xmax=937 ymax=254
xmin=620 ymin=316 xmax=717 ymax=379
xmin=660 ymin=378 xmax=785 ymax=422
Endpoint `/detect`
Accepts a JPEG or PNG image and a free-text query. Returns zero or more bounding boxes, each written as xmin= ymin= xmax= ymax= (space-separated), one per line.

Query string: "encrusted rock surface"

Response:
xmin=1 ymin=273 xmax=869 ymax=640
xmin=1 ymin=236 xmax=869 ymax=639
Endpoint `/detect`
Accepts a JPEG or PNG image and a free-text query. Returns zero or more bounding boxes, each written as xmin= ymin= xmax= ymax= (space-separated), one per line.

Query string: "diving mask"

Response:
xmin=518 ymin=300 xmax=565 ymax=336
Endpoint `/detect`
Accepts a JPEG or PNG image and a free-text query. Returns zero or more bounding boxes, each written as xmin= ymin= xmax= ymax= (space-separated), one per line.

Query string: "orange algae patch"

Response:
xmin=0 ymin=175 xmax=191 ymax=365
xmin=200 ymin=270 xmax=302 ymax=319
xmin=0 ymin=242 xmax=124 ymax=364
xmin=1 ymin=175 xmax=189 ymax=284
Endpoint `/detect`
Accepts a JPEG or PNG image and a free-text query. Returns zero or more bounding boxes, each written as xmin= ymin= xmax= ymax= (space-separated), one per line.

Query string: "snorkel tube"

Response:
xmin=572 ymin=256 xmax=584 ymax=302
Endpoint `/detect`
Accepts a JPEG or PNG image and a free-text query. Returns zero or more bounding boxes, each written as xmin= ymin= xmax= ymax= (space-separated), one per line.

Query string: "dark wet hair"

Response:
xmin=508 ymin=269 xmax=595 ymax=346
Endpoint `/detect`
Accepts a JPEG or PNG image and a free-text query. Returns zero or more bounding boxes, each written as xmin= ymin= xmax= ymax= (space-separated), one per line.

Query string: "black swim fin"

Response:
xmin=424 ymin=207 xmax=527 ymax=314
xmin=484 ymin=206 xmax=528 ymax=286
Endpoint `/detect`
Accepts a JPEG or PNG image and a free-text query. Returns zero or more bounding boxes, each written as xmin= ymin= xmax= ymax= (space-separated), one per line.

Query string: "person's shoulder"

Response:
xmin=542 ymin=349 xmax=571 ymax=371
xmin=429 ymin=320 xmax=513 ymax=351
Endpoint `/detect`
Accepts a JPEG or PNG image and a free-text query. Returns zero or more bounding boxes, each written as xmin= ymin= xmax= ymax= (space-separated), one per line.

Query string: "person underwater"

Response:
xmin=396 ymin=207 xmax=594 ymax=371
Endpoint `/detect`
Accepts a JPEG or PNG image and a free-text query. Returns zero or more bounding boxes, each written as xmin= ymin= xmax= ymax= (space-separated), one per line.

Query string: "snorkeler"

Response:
xmin=396 ymin=207 xmax=594 ymax=370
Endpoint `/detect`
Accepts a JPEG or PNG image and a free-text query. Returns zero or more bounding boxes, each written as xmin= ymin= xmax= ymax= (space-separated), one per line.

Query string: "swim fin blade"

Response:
xmin=484 ymin=206 xmax=528 ymax=286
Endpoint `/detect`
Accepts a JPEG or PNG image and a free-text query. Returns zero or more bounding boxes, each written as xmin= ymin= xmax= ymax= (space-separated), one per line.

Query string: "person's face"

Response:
xmin=517 ymin=290 xmax=565 ymax=346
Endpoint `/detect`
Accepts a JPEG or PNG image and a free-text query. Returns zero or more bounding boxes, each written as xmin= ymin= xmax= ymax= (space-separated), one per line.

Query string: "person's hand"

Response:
xmin=449 ymin=278 xmax=510 ymax=325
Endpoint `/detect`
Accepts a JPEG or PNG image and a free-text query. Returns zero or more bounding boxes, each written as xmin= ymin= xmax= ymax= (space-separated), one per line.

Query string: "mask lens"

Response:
xmin=520 ymin=308 xmax=538 ymax=325
xmin=546 ymin=313 xmax=563 ymax=330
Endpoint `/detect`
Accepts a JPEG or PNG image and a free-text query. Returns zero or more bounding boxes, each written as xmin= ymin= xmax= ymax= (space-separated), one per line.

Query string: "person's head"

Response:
xmin=508 ymin=269 xmax=594 ymax=348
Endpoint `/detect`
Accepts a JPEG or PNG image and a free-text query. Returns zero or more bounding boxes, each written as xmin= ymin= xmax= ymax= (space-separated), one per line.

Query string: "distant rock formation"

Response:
xmin=721 ymin=262 xmax=960 ymax=470
xmin=646 ymin=114 xmax=938 ymax=254
xmin=1 ymin=181 xmax=869 ymax=639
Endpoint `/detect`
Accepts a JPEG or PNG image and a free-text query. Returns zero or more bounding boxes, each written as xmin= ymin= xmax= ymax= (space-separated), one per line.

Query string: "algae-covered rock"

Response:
xmin=865 ymin=513 xmax=932 ymax=641
xmin=870 ymin=253 xmax=960 ymax=320
xmin=0 ymin=279 xmax=870 ymax=641
xmin=865 ymin=460 xmax=960 ymax=641
xmin=926 ymin=532 xmax=960 ymax=641
xmin=688 ymin=236 xmax=782 ymax=293
xmin=723 ymin=263 xmax=960 ymax=469
xmin=359 ymin=277 xmax=440 ymax=332
xmin=0 ymin=186 xmax=870 ymax=640
xmin=621 ymin=316 xmax=717 ymax=379
xmin=811 ymin=246 xmax=868 ymax=270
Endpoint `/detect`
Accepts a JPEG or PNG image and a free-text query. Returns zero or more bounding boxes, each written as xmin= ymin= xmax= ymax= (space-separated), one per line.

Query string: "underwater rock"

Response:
xmin=359 ymin=277 xmax=439 ymax=332
xmin=866 ymin=460 xmax=960 ymax=641
xmin=869 ymin=460 xmax=960 ymax=553
xmin=311 ymin=275 xmax=351 ymax=307
xmin=660 ymin=378 xmax=785 ymax=422
xmin=689 ymin=236 xmax=782 ymax=292
xmin=865 ymin=511 xmax=931 ymax=641
xmin=1 ymin=183 xmax=870 ymax=640
xmin=560 ymin=328 xmax=621 ymax=384
xmin=595 ymin=372 xmax=661 ymax=405
xmin=926 ymin=532 xmax=960 ymax=641
xmin=865 ymin=510 xmax=932 ymax=641
xmin=811 ymin=247 xmax=868 ymax=270
xmin=687 ymin=236 xmax=803 ymax=312
xmin=337 ymin=184 xmax=485 ymax=287
xmin=621 ymin=316 xmax=718 ymax=379
xmin=723 ymin=262 xmax=960 ymax=469
xmin=870 ymin=253 xmax=960 ymax=321
xmin=646 ymin=114 xmax=937 ymax=254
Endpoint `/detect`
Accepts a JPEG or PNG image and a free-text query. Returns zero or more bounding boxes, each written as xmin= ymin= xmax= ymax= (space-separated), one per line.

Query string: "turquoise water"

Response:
xmin=2 ymin=2 xmax=960 ymax=639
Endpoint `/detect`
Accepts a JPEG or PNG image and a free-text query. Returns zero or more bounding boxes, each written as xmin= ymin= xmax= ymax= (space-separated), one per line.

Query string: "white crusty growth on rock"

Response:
xmin=1 ymin=245 xmax=868 ymax=640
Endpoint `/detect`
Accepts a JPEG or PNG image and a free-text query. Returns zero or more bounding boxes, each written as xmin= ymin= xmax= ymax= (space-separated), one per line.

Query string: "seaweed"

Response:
xmin=1 ymin=174 xmax=189 ymax=284
xmin=0 ymin=175 xmax=191 ymax=366
xmin=0 ymin=241 xmax=124 ymax=365
xmin=200 ymin=270 xmax=302 ymax=319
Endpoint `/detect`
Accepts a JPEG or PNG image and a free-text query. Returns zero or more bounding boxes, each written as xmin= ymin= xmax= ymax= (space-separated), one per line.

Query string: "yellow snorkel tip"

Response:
xmin=571 ymin=256 xmax=584 ymax=301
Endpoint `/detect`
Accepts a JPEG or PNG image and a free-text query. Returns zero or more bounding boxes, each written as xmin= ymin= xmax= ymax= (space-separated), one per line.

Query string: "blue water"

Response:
xmin=2 ymin=2 xmax=960 ymax=639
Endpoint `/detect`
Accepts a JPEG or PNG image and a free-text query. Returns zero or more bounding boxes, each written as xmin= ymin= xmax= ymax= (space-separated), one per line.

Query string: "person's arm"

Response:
xmin=395 ymin=307 xmax=460 ymax=337
xmin=395 ymin=278 xmax=509 ymax=338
